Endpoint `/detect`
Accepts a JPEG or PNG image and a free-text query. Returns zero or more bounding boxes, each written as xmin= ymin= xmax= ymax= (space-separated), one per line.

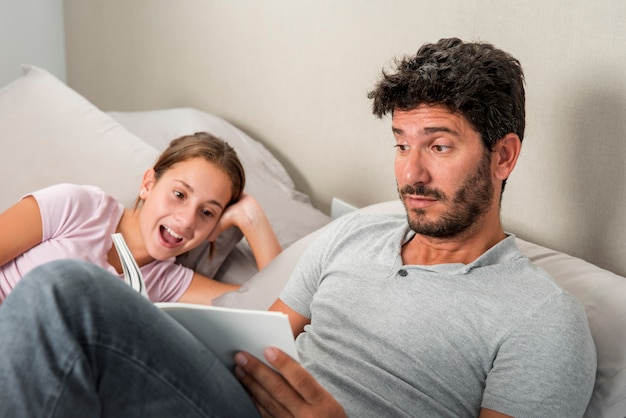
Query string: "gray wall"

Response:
xmin=0 ymin=0 xmax=66 ymax=86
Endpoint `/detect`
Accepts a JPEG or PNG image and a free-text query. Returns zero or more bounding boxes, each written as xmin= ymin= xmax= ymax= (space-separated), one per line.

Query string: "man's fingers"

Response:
xmin=263 ymin=347 xmax=327 ymax=405
xmin=236 ymin=349 xmax=347 ymax=418
xmin=235 ymin=352 xmax=297 ymax=417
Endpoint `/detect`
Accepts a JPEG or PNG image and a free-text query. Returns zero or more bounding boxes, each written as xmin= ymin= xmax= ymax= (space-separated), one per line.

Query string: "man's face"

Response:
xmin=393 ymin=105 xmax=496 ymax=239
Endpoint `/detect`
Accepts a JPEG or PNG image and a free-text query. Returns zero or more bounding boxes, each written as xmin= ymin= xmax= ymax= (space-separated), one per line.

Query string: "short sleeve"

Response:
xmin=482 ymin=292 xmax=597 ymax=417
xmin=279 ymin=217 xmax=347 ymax=318
xmin=30 ymin=183 xmax=121 ymax=242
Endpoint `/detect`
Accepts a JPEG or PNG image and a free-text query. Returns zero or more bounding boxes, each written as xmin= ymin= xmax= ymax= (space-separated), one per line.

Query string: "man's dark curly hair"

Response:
xmin=368 ymin=38 xmax=525 ymax=151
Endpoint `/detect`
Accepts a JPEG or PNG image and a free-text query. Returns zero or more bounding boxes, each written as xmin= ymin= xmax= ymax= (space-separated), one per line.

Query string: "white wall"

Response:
xmin=63 ymin=0 xmax=626 ymax=276
xmin=0 ymin=0 xmax=66 ymax=86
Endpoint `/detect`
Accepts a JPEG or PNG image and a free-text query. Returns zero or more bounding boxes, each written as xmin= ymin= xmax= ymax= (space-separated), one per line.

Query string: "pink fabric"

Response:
xmin=0 ymin=183 xmax=193 ymax=302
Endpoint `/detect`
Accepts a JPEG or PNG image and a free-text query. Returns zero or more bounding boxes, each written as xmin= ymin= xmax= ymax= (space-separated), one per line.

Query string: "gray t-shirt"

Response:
xmin=280 ymin=212 xmax=596 ymax=417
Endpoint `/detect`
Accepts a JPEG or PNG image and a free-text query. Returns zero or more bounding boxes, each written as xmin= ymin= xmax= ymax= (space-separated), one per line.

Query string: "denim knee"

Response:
xmin=9 ymin=259 xmax=126 ymax=309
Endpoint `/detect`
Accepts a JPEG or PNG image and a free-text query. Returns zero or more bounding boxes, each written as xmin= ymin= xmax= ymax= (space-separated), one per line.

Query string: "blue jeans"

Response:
xmin=0 ymin=259 xmax=260 ymax=417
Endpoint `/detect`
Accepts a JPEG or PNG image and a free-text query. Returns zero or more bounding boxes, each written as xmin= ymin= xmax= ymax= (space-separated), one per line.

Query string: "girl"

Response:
xmin=0 ymin=132 xmax=281 ymax=304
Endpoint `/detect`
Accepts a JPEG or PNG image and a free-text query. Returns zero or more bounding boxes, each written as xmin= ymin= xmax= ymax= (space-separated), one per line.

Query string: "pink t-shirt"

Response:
xmin=0 ymin=183 xmax=193 ymax=302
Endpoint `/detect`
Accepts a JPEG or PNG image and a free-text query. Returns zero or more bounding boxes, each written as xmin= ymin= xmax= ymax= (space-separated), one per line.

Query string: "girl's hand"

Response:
xmin=208 ymin=193 xmax=259 ymax=240
xmin=208 ymin=194 xmax=281 ymax=270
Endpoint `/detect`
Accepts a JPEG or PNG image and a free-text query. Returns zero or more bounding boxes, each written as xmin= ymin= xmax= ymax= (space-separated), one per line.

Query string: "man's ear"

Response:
xmin=493 ymin=133 xmax=522 ymax=181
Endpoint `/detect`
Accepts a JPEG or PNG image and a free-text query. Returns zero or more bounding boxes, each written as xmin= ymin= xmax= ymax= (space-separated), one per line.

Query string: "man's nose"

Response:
xmin=399 ymin=151 xmax=430 ymax=185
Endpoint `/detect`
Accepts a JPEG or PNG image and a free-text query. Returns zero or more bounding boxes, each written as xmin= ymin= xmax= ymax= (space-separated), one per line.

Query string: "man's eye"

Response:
xmin=433 ymin=145 xmax=451 ymax=152
xmin=394 ymin=144 xmax=408 ymax=152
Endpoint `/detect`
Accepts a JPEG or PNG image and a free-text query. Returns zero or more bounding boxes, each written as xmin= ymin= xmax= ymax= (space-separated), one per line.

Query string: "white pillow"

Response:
xmin=108 ymin=108 xmax=297 ymax=195
xmin=0 ymin=65 xmax=160 ymax=211
xmin=215 ymin=200 xmax=626 ymax=417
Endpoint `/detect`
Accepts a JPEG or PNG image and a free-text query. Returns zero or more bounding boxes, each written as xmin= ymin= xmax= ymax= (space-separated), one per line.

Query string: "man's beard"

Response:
xmin=398 ymin=152 xmax=494 ymax=239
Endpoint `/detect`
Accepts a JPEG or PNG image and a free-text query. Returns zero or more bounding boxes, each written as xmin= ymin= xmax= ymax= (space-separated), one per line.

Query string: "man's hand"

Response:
xmin=234 ymin=347 xmax=346 ymax=418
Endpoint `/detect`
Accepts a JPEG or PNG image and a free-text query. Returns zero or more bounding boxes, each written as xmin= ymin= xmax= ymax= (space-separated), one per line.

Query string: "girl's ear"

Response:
xmin=140 ymin=168 xmax=157 ymax=196
xmin=493 ymin=133 xmax=521 ymax=181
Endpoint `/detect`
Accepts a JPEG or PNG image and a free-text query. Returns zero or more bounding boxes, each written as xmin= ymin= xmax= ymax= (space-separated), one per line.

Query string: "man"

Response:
xmin=0 ymin=38 xmax=596 ymax=417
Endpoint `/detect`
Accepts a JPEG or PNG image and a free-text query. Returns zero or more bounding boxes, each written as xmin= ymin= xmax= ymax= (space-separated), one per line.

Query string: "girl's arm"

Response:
xmin=209 ymin=193 xmax=281 ymax=271
xmin=178 ymin=194 xmax=281 ymax=305
xmin=177 ymin=272 xmax=240 ymax=304
xmin=0 ymin=196 xmax=43 ymax=267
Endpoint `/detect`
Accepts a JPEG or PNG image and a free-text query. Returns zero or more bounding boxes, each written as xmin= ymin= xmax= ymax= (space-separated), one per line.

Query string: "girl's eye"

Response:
xmin=201 ymin=209 xmax=214 ymax=218
xmin=174 ymin=190 xmax=184 ymax=199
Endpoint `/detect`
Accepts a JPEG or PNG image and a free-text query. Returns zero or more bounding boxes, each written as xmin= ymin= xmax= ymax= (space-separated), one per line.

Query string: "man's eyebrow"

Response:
xmin=392 ymin=126 xmax=460 ymax=136
xmin=423 ymin=126 xmax=459 ymax=135
xmin=174 ymin=179 xmax=224 ymax=209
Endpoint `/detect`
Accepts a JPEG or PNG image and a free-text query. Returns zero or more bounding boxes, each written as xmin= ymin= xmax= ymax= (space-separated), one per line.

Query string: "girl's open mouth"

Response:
xmin=160 ymin=225 xmax=183 ymax=245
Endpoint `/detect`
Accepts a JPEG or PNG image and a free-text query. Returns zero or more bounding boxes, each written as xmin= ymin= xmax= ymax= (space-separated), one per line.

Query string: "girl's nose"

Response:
xmin=175 ymin=206 xmax=196 ymax=230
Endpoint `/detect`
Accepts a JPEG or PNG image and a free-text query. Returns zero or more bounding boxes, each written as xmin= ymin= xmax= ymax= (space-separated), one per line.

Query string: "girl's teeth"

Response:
xmin=164 ymin=226 xmax=182 ymax=240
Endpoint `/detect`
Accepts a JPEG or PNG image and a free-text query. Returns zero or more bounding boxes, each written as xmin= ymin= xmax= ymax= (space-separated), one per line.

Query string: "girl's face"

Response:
xmin=139 ymin=157 xmax=233 ymax=261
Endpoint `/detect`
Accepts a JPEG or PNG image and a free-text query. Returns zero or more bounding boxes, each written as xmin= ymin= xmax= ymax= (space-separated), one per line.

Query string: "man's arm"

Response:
xmin=234 ymin=348 xmax=346 ymax=418
xmin=269 ymin=298 xmax=309 ymax=337
xmin=479 ymin=408 xmax=511 ymax=418
xmin=234 ymin=347 xmax=513 ymax=418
